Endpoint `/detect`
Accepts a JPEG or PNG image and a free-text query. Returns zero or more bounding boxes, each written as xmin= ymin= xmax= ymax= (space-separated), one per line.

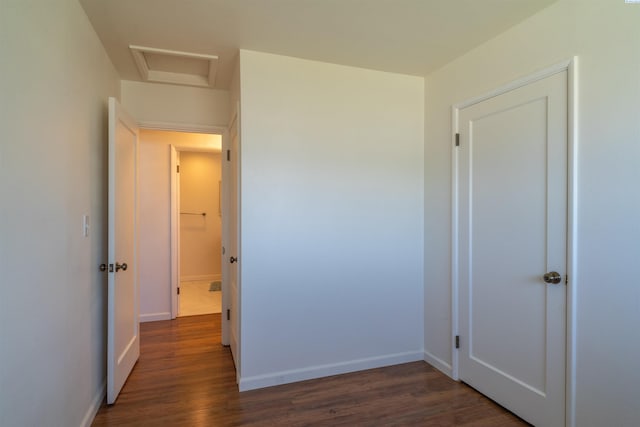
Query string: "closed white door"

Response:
xmin=107 ymin=97 xmax=140 ymax=404
xmin=457 ymin=72 xmax=567 ymax=426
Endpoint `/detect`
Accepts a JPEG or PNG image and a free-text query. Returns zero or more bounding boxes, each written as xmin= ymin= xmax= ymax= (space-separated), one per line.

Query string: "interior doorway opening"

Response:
xmin=175 ymin=149 xmax=223 ymax=317
xmin=137 ymin=128 xmax=229 ymax=347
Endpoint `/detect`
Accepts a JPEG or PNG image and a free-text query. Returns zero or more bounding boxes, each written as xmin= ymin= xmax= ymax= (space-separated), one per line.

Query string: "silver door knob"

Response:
xmin=543 ymin=271 xmax=562 ymax=284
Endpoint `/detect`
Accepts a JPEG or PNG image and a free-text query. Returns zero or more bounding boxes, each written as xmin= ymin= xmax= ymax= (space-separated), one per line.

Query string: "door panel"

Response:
xmin=107 ymin=97 xmax=140 ymax=404
xmin=229 ymin=112 xmax=240 ymax=373
xmin=222 ymin=107 xmax=240 ymax=377
xmin=458 ymin=72 xmax=567 ymax=426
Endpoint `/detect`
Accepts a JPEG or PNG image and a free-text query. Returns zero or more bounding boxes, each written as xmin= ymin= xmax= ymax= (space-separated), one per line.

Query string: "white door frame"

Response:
xmin=138 ymin=121 xmax=229 ymax=341
xmin=170 ymin=144 xmax=219 ymax=314
xmin=170 ymin=145 xmax=180 ymax=317
xmin=450 ymin=57 xmax=578 ymax=427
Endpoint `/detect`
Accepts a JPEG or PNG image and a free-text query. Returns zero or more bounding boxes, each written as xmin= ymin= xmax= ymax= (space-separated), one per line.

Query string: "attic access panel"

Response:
xmin=130 ymin=45 xmax=218 ymax=87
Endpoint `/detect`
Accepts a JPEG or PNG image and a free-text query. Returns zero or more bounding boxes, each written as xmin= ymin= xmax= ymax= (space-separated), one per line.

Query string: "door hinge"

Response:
xmin=177 ymin=165 xmax=180 ymax=173
xmin=177 ymin=287 xmax=180 ymax=295
xmin=455 ymin=335 xmax=460 ymax=349
xmin=226 ymin=149 xmax=230 ymax=161
xmin=455 ymin=133 xmax=460 ymax=147
xmin=226 ymin=309 xmax=230 ymax=321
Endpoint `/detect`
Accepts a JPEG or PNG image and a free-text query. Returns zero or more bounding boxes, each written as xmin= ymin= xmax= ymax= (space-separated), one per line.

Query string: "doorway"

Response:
xmin=137 ymin=129 xmax=226 ymax=329
xmin=175 ymin=149 xmax=223 ymax=317
xmin=452 ymin=60 xmax=578 ymax=427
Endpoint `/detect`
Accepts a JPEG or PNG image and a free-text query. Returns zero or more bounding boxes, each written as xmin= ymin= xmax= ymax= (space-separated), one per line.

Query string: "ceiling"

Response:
xmin=79 ymin=0 xmax=557 ymax=90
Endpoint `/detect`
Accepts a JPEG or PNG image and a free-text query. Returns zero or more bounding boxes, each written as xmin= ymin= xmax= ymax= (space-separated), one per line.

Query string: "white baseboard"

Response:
xmin=139 ymin=312 xmax=172 ymax=322
xmin=238 ymin=350 xmax=423 ymax=392
xmin=80 ymin=379 xmax=105 ymax=427
xmin=423 ymin=350 xmax=453 ymax=378
xmin=180 ymin=274 xmax=221 ymax=282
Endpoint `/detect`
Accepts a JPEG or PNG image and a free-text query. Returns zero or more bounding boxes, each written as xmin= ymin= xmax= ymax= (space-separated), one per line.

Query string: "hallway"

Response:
xmin=92 ymin=315 xmax=527 ymax=426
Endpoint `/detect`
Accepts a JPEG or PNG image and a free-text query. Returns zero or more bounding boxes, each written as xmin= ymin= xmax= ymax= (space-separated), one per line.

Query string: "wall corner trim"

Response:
xmin=423 ymin=351 xmax=454 ymax=379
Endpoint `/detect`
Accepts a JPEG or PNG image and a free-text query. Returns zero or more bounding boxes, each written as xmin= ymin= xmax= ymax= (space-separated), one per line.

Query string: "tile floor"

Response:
xmin=179 ymin=280 xmax=221 ymax=316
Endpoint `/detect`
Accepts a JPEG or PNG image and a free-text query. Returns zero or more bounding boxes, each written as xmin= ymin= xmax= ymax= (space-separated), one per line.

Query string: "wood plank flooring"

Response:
xmin=92 ymin=314 xmax=528 ymax=426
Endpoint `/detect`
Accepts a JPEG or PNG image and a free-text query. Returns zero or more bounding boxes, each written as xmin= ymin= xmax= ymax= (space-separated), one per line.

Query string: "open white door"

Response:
xmin=107 ymin=97 xmax=140 ymax=404
xmin=222 ymin=106 xmax=240 ymax=376
xmin=221 ymin=133 xmax=230 ymax=346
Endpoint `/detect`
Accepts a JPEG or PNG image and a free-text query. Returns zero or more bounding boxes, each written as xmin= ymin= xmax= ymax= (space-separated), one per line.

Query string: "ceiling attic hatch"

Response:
xmin=129 ymin=45 xmax=218 ymax=88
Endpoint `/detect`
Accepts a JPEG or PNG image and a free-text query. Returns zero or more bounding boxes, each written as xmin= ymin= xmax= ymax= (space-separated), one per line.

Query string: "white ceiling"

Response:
xmin=79 ymin=0 xmax=557 ymax=90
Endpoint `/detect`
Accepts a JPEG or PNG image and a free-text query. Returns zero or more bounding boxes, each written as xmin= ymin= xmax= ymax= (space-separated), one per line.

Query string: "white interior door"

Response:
xmin=170 ymin=146 xmax=180 ymax=318
xmin=107 ymin=97 xmax=140 ymax=404
xmin=221 ymin=133 xmax=230 ymax=346
xmin=222 ymin=108 xmax=240 ymax=376
xmin=457 ymin=72 xmax=567 ymax=426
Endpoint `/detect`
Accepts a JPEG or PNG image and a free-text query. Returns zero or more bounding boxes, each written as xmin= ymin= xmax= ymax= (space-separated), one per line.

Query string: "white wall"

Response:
xmin=138 ymin=130 xmax=221 ymax=321
xmin=138 ymin=133 xmax=171 ymax=321
xmin=238 ymin=50 xmax=425 ymax=390
xmin=121 ymin=80 xmax=230 ymax=129
xmin=423 ymin=1 xmax=640 ymax=425
xmin=179 ymin=152 xmax=222 ymax=281
xmin=0 ymin=1 xmax=120 ymax=426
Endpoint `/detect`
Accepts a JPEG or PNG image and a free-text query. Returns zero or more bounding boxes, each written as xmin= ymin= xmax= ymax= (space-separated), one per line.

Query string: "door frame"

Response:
xmin=450 ymin=57 xmax=578 ymax=427
xmin=170 ymin=144 xmax=220 ymax=315
xmin=138 ymin=121 xmax=229 ymax=344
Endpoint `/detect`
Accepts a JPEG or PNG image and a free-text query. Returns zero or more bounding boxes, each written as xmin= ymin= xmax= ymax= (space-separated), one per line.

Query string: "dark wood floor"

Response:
xmin=92 ymin=314 xmax=527 ymax=426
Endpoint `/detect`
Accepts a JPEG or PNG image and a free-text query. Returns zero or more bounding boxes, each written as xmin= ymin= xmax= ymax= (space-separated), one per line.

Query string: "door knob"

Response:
xmin=116 ymin=262 xmax=128 ymax=272
xmin=543 ymin=271 xmax=562 ymax=284
xmin=230 ymin=256 xmax=238 ymax=264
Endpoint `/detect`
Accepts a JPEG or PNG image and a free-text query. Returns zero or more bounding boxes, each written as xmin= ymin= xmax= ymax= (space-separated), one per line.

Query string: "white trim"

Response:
xmin=451 ymin=57 xmax=578 ymax=427
xmin=180 ymin=274 xmax=221 ymax=283
xmin=423 ymin=351 xmax=454 ymax=378
xmin=238 ymin=351 xmax=423 ymax=392
xmin=138 ymin=120 xmax=226 ymax=135
xmin=234 ymin=100 xmax=242 ymax=383
xmin=139 ymin=312 xmax=172 ymax=322
xmin=80 ymin=380 xmax=106 ymax=427
xmin=454 ymin=59 xmax=573 ymax=110
xmin=451 ymin=104 xmax=460 ymax=381
xmin=565 ymin=56 xmax=579 ymax=427
xmin=170 ymin=146 xmax=179 ymax=319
